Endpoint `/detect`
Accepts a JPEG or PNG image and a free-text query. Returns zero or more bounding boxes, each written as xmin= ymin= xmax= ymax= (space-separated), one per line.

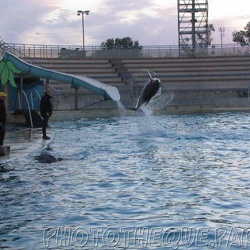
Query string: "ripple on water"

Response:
xmin=1 ymin=113 xmax=250 ymax=249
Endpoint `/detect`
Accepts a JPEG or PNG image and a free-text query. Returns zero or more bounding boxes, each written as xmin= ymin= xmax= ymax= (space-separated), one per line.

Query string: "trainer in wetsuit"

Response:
xmin=40 ymin=89 xmax=52 ymax=140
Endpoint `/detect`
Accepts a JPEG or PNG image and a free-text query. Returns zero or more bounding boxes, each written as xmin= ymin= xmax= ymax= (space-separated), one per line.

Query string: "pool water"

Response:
xmin=1 ymin=112 xmax=250 ymax=249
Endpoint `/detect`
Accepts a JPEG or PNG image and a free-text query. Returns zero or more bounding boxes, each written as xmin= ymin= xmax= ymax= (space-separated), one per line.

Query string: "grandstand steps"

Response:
xmin=23 ymin=56 xmax=250 ymax=109
xmin=122 ymin=56 xmax=250 ymax=92
xmin=24 ymin=57 xmax=128 ymax=92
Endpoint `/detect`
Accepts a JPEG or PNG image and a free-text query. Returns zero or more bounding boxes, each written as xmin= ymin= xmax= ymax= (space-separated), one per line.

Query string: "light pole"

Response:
xmin=76 ymin=10 xmax=89 ymax=110
xmin=77 ymin=10 xmax=90 ymax=52
xmin=219 ymin=27 xmax=225 ymax=56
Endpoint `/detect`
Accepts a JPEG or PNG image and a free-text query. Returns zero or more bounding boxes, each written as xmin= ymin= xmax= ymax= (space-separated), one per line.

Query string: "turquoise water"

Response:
xmin=1 ymin=112 xmax=250 ymax=249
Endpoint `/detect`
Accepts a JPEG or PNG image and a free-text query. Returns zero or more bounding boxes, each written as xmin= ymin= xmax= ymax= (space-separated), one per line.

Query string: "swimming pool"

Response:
xmin=1 ymin=112 xmax=250 ymax=249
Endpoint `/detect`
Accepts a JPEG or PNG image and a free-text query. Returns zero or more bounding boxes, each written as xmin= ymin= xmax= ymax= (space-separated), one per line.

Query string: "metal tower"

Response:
xmin=178 ymin=0 xmax=209 ymax=56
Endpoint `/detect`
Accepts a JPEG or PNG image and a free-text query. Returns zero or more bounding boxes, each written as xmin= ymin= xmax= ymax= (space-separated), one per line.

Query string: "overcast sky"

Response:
xmin=1 ymin=0 xmax=249 ymax=47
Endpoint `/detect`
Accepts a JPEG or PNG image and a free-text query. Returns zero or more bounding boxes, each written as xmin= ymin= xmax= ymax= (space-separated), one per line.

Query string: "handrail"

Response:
xmin=18 ymin=90 xmax=33 ymax=128
xmin=30 ymin=89 xmax=41 ymax=110
xmin=1 ymin=42 xmax=44 ymax=67
xmin=2 ymin=42 xmax=250 ymax=59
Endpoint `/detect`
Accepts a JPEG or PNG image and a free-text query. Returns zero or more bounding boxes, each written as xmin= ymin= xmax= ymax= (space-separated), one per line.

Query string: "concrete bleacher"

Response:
xmin=25 ymin=58 xmax=121 ymax=84
xmin=24 ymin=57 xmax=131 ymax=98
xmin=122 ymin=56 xmax=250 ymax=92
xmin=24 ymin=55 xmax=250 ymax=110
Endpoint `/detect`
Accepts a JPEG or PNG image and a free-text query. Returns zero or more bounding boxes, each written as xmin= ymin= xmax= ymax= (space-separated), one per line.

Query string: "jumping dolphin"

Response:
xmin=34 ymin=152 xmax=62 ymax=163
xmin=134 ymin=71 xmax=161 ymax=110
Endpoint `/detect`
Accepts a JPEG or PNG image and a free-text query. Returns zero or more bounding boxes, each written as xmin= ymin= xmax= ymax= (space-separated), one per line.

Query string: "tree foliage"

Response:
xmin=198 ymin=24 xmax=215 ymax=46
xmin=93 ymin=37 xmax=142 ymax=58
xmin=232 ymin=22 xmax=250 ymax=46
xmin=180 ymin=24 xmax=215 ymax=56
xmin=101 ymin=37 xmax=141 ymax=49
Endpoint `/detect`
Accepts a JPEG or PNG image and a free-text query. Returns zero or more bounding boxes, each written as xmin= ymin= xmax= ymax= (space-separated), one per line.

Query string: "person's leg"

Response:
xmin=0 ymin=124 xmax=5 ymax=145
xmin=42 ymin=117 xmax=50 ymax=139
xmin=0 ymin=132 xmax=3 ymax=145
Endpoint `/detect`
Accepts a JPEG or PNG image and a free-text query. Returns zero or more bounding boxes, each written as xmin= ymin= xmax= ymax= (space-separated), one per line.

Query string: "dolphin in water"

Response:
xmin=34 ymin=152 xmax=62 ymax=163
xmin=134 ymin=71 xmax=161 ymax=110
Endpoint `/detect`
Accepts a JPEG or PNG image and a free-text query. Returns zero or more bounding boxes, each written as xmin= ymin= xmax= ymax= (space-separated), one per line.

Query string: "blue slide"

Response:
xmin=1 ymin=51 xmax=120 ymax=102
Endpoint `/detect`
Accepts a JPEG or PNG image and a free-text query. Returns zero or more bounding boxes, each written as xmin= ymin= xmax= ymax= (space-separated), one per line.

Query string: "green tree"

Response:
xmin=197 ymin=24 xmax=215 ymax=46
xmin=101 ymin=37 xmax=141 ymax=49
xmin=180 ymin=24 xmax=215 ymax=56
xmin=93 ymin=37 xmax=142 ymax=58
xmin=232 ymin=22 xmax=250 ymax=46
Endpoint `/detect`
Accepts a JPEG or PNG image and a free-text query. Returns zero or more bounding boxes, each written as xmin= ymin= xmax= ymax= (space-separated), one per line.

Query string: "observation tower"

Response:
xmin=177 ymin=0 xmax=209 ymax=56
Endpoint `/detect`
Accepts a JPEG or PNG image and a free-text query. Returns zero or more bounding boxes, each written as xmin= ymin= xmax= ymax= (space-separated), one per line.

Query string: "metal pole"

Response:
xmin=82 ymin=13 xmax=85 ymax=51
xmin=76 ymin=10 xmax=89 ymax=109
xmin=191 ymin=0 xmax=196 ymax=57
xmin=219 ymin=27 xmax=225 ymax=55
xmin=77 ymin=10 xmax=90 ymax=53
xmin=75 ymin=88 xmax=78 ymax=110
xmin=20 ymin=77 xmax=23 ymax=108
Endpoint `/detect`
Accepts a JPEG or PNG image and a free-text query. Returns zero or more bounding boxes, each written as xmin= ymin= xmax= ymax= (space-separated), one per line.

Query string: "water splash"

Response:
xmin=148 ymin=91 xmax=174 ymax=109
xmin=116 ymin=101 xmax=127 ymax=117
xmin=138 ymin=106 xmax=167 ymax=136
xmin=116 ymin=98 xmax=168 ymax=136
xmin=116 ymin=88 xmax=174 ymax=118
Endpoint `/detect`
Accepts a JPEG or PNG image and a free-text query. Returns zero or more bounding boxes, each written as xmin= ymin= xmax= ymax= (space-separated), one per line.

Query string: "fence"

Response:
xmin=2 ymin=42 xmax=250 ymax=59
xmin=1 ymin=42 xmax=250 ymax=114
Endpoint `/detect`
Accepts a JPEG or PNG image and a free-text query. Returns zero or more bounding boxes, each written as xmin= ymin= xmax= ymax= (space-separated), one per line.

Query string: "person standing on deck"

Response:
xmin=40 ymin=89 xmax=52 ymax=140
xmin=0 ymin=92 xmax=7 ymax=146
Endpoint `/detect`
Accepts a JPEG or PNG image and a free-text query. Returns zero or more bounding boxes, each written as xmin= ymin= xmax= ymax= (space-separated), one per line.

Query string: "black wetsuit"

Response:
xmin=40 ymin=92 xmax=52 ymax=139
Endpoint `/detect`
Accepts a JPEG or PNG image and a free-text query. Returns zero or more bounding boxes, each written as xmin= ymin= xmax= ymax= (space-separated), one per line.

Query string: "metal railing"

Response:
xmin=2 ymin=42 xmax=250 ymax=112
xmin=18 ymin=90 xmax=33 ymax=127
xmin=2 ymin=42 xmax=250 ymax=59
